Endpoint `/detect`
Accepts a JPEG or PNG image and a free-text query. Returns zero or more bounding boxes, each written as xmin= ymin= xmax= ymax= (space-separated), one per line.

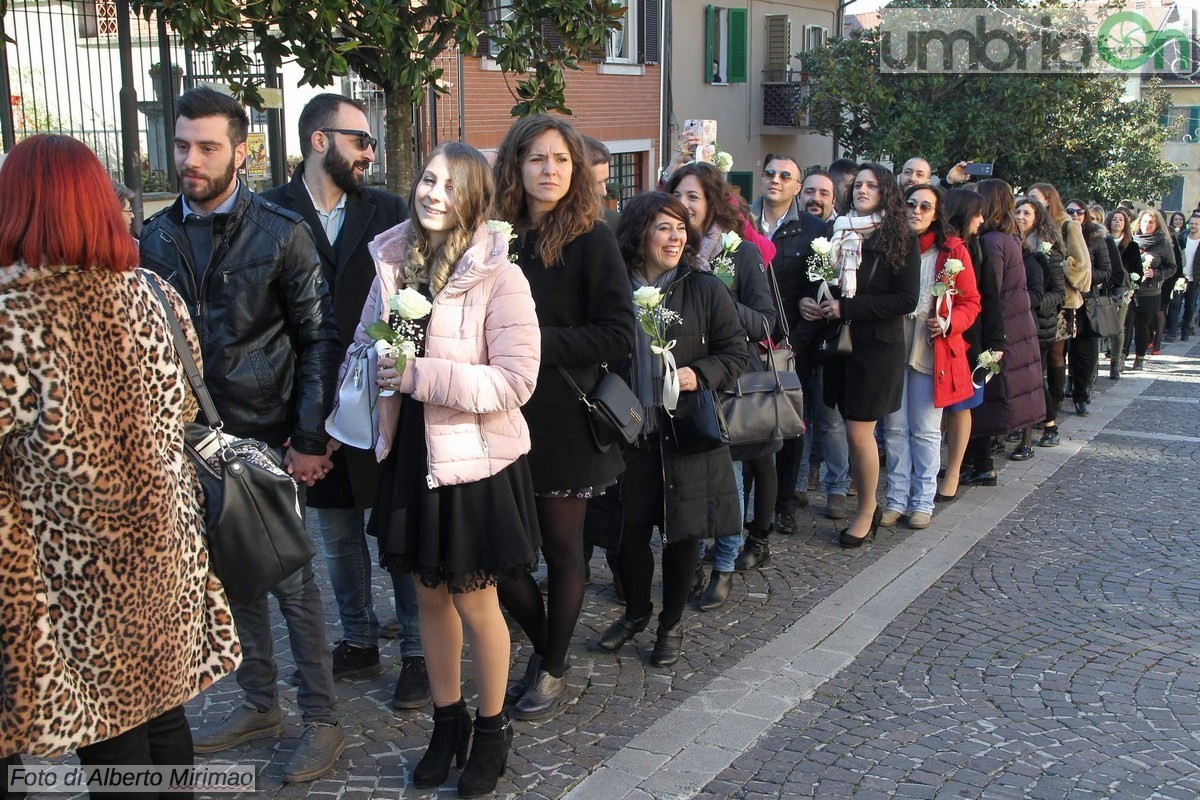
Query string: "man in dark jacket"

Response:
xmin=140 ymin=87 xmax=344 ymax=783
xmin=748 ymin=156 xmax=847 ymax=533
xmin=261 ymin=94 xmax=430 ymax=711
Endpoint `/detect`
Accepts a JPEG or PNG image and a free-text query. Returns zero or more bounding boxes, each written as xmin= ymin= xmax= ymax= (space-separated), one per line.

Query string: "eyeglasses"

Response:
xmin=906 ymin=199 xmax=935 ymax=212
xmin=763 ymin=168 xmax=795 ymax=181
xmin=321 ymin=128 xmax=378 ymax=151
xmin=1067 ymin=207 xmax=1086 ymax=216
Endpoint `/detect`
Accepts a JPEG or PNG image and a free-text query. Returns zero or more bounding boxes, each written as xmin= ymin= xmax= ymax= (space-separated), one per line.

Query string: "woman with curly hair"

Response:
xmin=491 ymin=116 xmax=636 ymax=720
xmin=798 ymin=163 xmax=920 ymax=547
xmin=879 ymin=183 xmax=979 ymax=530
xmin=1128 ymin=209 xmax=1178 ymax=370
xmin=1012 ymin=196 xmax=1061 ymax=455
xmin=667 ymin=161 xmax=775 ymax=606
xmin=349 ymin=142 xmax=542 ymax=796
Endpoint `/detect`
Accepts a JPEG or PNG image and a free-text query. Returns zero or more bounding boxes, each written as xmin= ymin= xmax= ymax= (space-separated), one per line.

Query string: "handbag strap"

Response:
xmin=557 ymin=365 xmax=600 ymax=409
xmin=141 ymin=270 xmax=224 ymax=429
xmin=763 ymin=263 xmax=792 ymax=352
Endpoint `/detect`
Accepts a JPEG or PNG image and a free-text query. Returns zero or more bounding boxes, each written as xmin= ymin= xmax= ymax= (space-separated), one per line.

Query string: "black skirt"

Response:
xmin=370 ymin=397 xmax=541 ymax=594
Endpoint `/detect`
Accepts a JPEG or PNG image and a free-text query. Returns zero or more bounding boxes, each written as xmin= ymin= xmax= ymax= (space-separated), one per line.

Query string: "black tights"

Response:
xmin=75 ymin=705 xmax=193 ymax=799
xmin=496 ymin=496 xmax=586 ymax=677
xmin=1045 ymin=340 xmax=1066 ymax=423
xmin=741 ymin=455 xmax=778 ymax=534
xmin=617 ymin=525 xmax=701 ymax=630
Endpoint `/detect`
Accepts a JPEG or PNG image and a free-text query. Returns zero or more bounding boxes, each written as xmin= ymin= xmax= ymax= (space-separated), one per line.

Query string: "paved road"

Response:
xmin=21 ymin=340 xmax=1200 ymax=799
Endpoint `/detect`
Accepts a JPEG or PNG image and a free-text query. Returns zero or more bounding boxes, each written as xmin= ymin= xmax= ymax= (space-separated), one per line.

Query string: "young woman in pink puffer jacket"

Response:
xmin=339 ymin=142 xmax=541 ymax=797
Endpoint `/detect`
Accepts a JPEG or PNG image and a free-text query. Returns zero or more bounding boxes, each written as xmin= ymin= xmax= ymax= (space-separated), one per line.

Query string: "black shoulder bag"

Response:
xmin=558 ymin=364 xmax=644 ymax=451
xmin=145 ymin=274 xmax=314 ymax=605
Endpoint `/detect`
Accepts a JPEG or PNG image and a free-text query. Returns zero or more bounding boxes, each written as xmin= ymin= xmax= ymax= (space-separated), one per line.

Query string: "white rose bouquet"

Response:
xmin=365 ymin=287 xmax=433 ymax=397
xmin=633 ymin=286 xmax=684 ymax=413
xmin=806 ymin=236 xmax=838 ymax=303
xmin=972 ymin=348 xmax=1003 ymax=388
xmin=931 ymin=258 xmax=964 ymax=337
xmin=712 ymin=230 xmax=742 ymax=289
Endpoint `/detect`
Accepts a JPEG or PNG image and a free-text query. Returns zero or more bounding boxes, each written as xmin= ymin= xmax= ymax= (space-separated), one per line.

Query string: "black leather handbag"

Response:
xmin=1083 ymin=294 xmax=1121 ymax=338
xmin=668 ymin=388 xmax=730 ymax=455
xmin=146 ymin=275 xmax=313 ymax=605
xmin=721 ymin=362 xmax=806 ymax=456
xmin=559 ymin=365 xmax=644 ymax=450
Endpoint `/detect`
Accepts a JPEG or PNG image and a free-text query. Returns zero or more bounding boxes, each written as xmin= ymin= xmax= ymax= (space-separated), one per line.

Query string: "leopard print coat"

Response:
xmin=0 ymin=264 xmax=241 ymax=757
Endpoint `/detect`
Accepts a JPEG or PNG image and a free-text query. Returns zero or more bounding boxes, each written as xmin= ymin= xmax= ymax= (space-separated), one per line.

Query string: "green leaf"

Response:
xmin=364 ymin=321 xmax=397 ymax=343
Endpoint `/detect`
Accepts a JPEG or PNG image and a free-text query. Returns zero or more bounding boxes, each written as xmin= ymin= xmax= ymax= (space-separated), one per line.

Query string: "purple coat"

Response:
xmin=971 ymin=231 xmax=1046 ymax=437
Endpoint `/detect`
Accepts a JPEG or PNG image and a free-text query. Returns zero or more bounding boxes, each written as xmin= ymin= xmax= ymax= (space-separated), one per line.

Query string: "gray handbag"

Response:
xmin=325 ymin=343 xmax=380 ymax=450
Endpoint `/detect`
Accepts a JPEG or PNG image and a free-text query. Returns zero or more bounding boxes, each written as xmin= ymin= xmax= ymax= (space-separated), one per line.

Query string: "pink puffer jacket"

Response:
xmin=349 ymin=220 xmax=541 ymax=487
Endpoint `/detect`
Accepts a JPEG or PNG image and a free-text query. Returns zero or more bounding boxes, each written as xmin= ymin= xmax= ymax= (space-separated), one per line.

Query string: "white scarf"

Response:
xmin=829 ymin=212 xmax=883 ymax=298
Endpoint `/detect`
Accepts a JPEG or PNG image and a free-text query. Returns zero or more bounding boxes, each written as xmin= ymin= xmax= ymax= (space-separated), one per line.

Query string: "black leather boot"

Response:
xmin=734 ymin=530 xmax=771 ymax=571
xmin=650 ymin=622 xmax=684 ymax=667
xmin=698 ymin=570 xmax=732 ymax=611
xmin=503 ymin=653 xmax=541 ymax=706
xmin=412 ymin=699 xmax=471 ymax=788
xmin=458 ymin=711 xmax=513 ymax=798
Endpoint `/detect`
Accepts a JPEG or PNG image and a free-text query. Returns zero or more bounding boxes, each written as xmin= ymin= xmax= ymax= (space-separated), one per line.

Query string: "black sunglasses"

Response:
xmin=906 ymin=198 xmax=935 ymax=212
xmin=763 ymin=168 xmax=795 ymax=181
xmin=321 ymin=128 xmax=378 ymax=151
xmin=1067 ymin=207 xmax=1086 ymax=216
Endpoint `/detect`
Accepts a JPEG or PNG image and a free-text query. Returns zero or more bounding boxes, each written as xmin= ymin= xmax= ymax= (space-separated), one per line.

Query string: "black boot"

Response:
xmin=412 ymin=699 xmax=471 ymax=788
xmin=734 ymin=531 xmax=771 ymax=571
xmin=698 ymin=570 xmax=732 ymax=611
xmin=458 ymin=711 xmax=513 ymax=798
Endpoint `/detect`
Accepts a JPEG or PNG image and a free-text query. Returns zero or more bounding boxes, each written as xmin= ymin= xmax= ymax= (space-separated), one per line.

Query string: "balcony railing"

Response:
xmin=762 ymin=70 xmax=812 ymax=129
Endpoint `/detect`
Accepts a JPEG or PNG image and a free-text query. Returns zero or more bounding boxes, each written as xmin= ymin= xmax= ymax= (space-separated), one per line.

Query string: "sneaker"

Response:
xmin=392 ymin=656 xmax=432 ymax=710
xmin=907 ymin=511 xmax=932 ymax=530
xmin=192 ymin=704 xmax=283 ymax=754
xmin=282 ymin=722 xmax=345 ymax=783
xmin=1037 ymin=428 xmax=1060 ymax=448
xmin=879 ymin=509 xmax=904 ymax=528
xmin=825 ymin=494 xmax=849 ymax=520
xmin=331 ymin=641 xmax=382 ymax=680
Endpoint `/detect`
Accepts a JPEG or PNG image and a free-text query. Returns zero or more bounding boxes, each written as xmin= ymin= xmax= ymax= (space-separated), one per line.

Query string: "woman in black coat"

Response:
xmin=492 ymin=116 xmax=637 ymax=720
xmin=597 ymin=192 xmax=752 ymax=666
xmin=1129 ymin=209 xmax=1177 ymax=370
xmin=1065 ymin=198 xmax=1112 ymax=414
xmin=667 ymin=162 xmax=777 ymax=599
xmin=1012 ymin=197 xmax=1059 ymax=455
xmin=1107 ymin=209 xmax=1138 ymax=377
xmin=800 ymin=163 xmax=920 ymax=547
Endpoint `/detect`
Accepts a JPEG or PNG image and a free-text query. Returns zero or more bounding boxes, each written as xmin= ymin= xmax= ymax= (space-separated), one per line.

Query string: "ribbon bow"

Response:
xmin=652 ymin=339 xmax=680 ymax=413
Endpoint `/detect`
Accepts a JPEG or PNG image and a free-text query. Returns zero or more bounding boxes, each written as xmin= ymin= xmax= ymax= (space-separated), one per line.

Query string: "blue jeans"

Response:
xmin=709 ymin=462 xmax=746 ymax=572
xmin=814 ymin=368 xmax=851 ymax=495
xmin=1166 ymin=281 xmax=1198 ymax=335
xmin=883 ymin=370 xmax=942 ymax=516
xmin=311 ymin=507 xmax=421 ymax=657
xmin=231 ymin=562 xmax=337 ymax=724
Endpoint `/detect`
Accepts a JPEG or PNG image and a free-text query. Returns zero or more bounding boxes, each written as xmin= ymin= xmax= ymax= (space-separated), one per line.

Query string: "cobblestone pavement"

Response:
xmin=21 ymin=341 xmax=1198 ymax=799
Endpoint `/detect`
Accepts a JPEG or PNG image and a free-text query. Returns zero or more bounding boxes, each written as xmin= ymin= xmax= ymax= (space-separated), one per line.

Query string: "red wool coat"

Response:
xmin=931 ymin=236 xmax=982 ymax=408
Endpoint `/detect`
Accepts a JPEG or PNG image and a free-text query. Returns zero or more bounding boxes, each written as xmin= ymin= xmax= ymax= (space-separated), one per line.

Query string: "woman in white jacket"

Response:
xmin=341 ymin=142 xmax=541 ymax=798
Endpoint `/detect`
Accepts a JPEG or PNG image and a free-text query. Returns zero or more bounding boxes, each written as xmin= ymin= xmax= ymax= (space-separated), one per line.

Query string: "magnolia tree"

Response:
xmin=805 ymin=27 xmax=1177 ymax=204
xmin=131 ymin=0 xmax=624 ymax=194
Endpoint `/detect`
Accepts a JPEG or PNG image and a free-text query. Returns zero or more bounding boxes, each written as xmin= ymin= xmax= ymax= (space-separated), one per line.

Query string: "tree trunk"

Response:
xmin=384 ymin=80 xmax=415 ymax=198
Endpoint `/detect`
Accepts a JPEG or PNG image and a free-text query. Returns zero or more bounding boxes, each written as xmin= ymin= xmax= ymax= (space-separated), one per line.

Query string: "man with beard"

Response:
xmin=799 ymin=170 xmax=837 ymax=222
xmin=260 ymin=94 xmax=430 ymax=712
xmin=140 ymin=87 xmax=344 ymax=783
xmin=898 ymin=157 xmax=931 ymax=190
xmin=828 ymin=158 xmax=859 ymax=216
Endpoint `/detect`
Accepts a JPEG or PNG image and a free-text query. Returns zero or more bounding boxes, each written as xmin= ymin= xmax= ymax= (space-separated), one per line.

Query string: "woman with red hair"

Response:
xmin=0 ymin=135 xmax=240 ymax=785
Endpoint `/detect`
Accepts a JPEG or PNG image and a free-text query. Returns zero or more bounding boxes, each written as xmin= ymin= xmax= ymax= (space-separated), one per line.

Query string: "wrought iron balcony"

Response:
xmin=762 ymin=70 xmax=811 ymax=129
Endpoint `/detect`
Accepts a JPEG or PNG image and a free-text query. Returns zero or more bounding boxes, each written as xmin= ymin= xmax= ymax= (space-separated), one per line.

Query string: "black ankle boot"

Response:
xmin=412 ymin=699 xmax=471 ymax=788
xmin=457 ymin=711 xmax=513 ymax=798
xmin=734 ymin=531 xmax=771 ymax=571
xmin=698 ymin=570 xmax=732 ymax=611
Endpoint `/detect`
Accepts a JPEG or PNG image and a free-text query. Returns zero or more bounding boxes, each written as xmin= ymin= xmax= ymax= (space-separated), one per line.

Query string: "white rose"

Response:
xmin=1038 ymin=241 xmax=1051 ymax=255
xmin=713 ymin=151 xmax=734 ymax=172
xmin=721 ymin=231 xmax=743 ymax=252
xmin=1175 ymin=278 xmax=1188 ymax=293
xmin=633 ymin=286 xmax=664 ymax=310
xmin=1142 ymin=253 xmax=1155 ymax=268
xmin=811 ymin=237 xmax=833 ymax=256
xmin=389 ymin=287 xmax=434 ymax=320
xmin=486 ymin=219 xmax=516 ymax=242
xmin=944 ymin=259 xmax=963 ymax=276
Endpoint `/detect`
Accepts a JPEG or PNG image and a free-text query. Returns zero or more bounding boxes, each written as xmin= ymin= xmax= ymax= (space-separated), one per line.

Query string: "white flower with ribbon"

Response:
xmin=634 ymin=287 xmax=683 ymax=413
xmin=1173 ymin=276 xmax=1188 ymax=298
xmin=806 ymin=236 xmax=838 ymax=303
xmin=366 ymin=287 xmax=433 ymax=397
xmin=972 ymin=348 xmax=1002 ymax=388
xmin=712 ymin=231 xmax=742 ymax=289
xmin=931 ymin=258 xmax=964 ymax=337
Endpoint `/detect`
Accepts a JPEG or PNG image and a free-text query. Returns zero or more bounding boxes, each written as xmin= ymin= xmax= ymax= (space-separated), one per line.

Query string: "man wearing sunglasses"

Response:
xmin=749 ymin=155 xmax=834 ymax=531
xmin=261 ymin=94 xmax=430 ymax=715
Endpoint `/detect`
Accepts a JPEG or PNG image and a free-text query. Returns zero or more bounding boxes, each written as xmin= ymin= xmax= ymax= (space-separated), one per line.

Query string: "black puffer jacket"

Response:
xmin=1026 ymin=245 xmax=1063 ymax=345
xmin=140 ymin=183 xmax=340 ymax=454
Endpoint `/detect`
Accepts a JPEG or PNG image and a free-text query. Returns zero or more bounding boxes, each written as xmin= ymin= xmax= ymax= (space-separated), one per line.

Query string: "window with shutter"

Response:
xmin=706 ymin=6 xmax=747 ymax=84
xmin=803 ymin=25 xmax=827 ymax=52
xmin=482 ymin=0 xmax=515 ymax=58
xmin=764 ymin=15 xmax=791 ymax=81
xmin=606 ymin=0 xmax=639 ymax=63
xmin=639 ymin=0 xmax=660 ymax=65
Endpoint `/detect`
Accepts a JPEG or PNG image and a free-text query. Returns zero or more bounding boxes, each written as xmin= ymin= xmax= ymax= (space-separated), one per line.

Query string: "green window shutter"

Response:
xmin=1190 ymin=107 xmax=1200 ymax=138
xmin=705 ymin=6 xmax=716 ymax=83
xmin=727 ymin=7 xmax=748 ymax=83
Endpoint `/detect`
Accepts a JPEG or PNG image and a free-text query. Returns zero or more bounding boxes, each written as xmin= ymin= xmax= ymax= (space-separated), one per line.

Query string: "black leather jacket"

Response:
xmin=140 ymin=183 xmax=340 ymax=454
